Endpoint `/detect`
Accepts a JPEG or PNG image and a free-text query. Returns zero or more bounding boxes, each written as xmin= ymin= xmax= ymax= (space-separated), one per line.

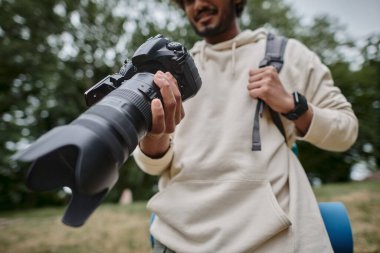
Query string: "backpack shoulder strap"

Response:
xmin=252 ymin=33 xmax=288 ymax=151
xmin=259 ymin=33 xmax=288 ymax=72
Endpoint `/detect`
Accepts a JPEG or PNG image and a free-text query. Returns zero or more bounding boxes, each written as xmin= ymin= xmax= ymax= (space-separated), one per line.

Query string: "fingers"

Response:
xmin=165 ymin=72 xmax=185 ymax=124
xmin=154 ymin=72 xmax=176 ymax=132
xmin=152 ymin=71 xmax=184 ymax=134
xmin=247 ymin=66 xmax=278 ymax=99
xmin=247 ymin=66 xmax=294 ymax=113
xmin=248 ymin=66 xmax=277 ymax=86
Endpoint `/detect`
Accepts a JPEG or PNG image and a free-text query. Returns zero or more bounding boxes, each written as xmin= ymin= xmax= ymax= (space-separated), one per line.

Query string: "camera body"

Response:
xmin=85 ymin=34 xmax=201 ymax=107
xmin=13 ymin=35 xmax=202 ymax=227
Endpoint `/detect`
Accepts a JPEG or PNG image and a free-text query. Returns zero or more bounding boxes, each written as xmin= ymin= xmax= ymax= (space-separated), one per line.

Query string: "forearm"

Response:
xmin=293 ymin=105 xmax=313 ymax=137
xmin=297 ymin=104 xmax=358 ymax=151
xmin=133 ymin=140 xmax=173 ymax=176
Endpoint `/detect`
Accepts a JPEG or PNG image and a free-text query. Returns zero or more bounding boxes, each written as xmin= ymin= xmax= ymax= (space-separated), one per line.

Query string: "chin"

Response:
xmin=197 ymin=26 xmax=220 ymax=37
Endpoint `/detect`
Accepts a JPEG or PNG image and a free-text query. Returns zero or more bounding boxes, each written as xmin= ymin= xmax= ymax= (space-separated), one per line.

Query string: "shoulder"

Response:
xmin=282 ymin=37 xmax=324 ymax=74
xmin=285 ymin=38 xmax=314 ymax=60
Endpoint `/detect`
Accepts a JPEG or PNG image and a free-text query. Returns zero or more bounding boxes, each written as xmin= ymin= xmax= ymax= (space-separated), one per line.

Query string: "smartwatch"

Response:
xmin=282 ymin=91 xmax=309 ymax=120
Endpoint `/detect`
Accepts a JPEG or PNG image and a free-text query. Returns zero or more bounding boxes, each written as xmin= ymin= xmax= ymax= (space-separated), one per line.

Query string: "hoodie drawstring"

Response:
xmin=200 ymin=42 xmax=206 ymax=70
xmin=231 ymin=41 xmax=237 ymax=76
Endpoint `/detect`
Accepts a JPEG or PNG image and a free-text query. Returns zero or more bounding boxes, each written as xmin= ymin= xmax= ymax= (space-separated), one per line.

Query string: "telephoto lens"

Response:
xmin=13 ymin=35 xmax=202 ymax=227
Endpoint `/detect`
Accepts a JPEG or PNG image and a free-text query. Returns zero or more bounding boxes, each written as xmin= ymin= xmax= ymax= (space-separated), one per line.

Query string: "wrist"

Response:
xmin=281 ymin=93 xmax=295 ymax=114
xmin=293 ymin=105 xmax=313 ymax=136
xmin=282 ymin=91 xmax=309 ymax=121
xmin=139 ymin=133 xmax=171 ymax=158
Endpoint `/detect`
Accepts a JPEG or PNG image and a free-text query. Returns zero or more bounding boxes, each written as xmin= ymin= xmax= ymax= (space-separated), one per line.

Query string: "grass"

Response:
xmin=0 ymin=203 xmax=152 ymax=253
xmin=0 ymin=181 xmax=379 ymax=253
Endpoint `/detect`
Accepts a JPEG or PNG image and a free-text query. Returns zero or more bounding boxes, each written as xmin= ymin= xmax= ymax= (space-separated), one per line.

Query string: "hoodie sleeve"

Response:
xmin=132 ymin=144 xmax=173 ymax=176
xmin=286 ymin=39 xmax=358 ymax=152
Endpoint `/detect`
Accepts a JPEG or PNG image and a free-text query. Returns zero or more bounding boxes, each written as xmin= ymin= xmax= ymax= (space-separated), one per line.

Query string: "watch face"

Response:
xmin=294 ymin=91 xmax=300 ymax=103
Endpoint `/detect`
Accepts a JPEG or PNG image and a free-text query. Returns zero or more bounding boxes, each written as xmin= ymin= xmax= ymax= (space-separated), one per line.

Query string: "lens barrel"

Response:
xmin=71 ymin=72 xmax=156 ymax=192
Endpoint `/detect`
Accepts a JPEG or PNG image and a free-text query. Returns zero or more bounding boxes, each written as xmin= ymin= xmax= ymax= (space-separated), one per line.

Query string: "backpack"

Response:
xmin=251 ymin=33 xmax=288 ymax=151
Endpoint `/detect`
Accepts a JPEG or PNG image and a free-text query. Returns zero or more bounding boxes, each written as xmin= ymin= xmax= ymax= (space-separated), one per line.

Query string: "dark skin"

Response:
xmin=183 ymin=0 xmax=241 ymax=44
xmin=139 ymin=71 xmax=184 ymax=158
xmin=140 ymin=0 xmax=313 ymax=158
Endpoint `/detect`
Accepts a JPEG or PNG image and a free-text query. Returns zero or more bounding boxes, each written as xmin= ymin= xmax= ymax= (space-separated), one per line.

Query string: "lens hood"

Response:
xmin=13 ymin=125 xmax=120 ymax=227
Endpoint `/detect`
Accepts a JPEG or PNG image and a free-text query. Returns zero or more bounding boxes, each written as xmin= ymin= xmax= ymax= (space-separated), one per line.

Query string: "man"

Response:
xmin=133 ymin=0 xmax=358 ymax=252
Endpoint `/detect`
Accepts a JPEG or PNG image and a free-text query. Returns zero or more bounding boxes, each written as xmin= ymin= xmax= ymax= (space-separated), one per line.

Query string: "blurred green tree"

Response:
xmin=0 ymin=0 xmax=82 ymax=209
xmin=351 ymin=35 xmax=380 ymax=170
xmin=0 ymin=0 xmax=161 ymax=209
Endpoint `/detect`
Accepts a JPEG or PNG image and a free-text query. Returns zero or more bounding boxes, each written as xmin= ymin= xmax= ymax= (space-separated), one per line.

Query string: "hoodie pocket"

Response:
xmin=148 ymin=179 xmax=291 ymax=253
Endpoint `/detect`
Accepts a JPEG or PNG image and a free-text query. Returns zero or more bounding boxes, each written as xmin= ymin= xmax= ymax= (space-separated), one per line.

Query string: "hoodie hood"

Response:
xmin=191 ymin=28 xmax=268 ymax=54
xmin=190 ymin=28 xmax=268 ymax=75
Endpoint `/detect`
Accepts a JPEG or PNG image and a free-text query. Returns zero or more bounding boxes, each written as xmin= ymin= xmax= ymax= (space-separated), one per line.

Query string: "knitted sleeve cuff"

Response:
xmin=132 ymin=144 xmax=174 ymax=176
xmin=296 ymin=104 xmax=357 ymax=151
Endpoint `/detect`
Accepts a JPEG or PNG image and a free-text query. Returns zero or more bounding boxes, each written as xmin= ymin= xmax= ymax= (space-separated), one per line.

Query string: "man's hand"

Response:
xmin=139 ymin=71 xmax=184 ymax=158
xmin=247 ymin=66 xmax=293 ymax=114
xmin=247 ymin=66 xmax=313 ymax=136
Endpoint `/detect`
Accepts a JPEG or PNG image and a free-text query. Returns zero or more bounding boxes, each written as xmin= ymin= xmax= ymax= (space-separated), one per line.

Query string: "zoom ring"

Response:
xmin=109 ymin=88 xmax=152 ymax=128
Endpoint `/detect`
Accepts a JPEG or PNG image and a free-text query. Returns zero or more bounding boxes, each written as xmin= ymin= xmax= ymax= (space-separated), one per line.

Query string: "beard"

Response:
xmin=191 ymin=1 xmax=236 ymax=38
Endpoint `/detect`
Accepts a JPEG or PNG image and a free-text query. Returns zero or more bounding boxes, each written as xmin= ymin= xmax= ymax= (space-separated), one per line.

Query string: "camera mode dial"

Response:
xmin=167 ymin=41 xmax=183 ymax=51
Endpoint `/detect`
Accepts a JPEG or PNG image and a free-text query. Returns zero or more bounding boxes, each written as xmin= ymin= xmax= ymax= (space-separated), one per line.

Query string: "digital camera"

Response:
xmin=14 ymin=35 xmax=202 ymax=227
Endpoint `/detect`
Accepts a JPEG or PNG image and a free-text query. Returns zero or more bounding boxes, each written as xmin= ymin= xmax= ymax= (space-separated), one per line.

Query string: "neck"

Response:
xmin=205 ymin=20 xmax=241 ymax=44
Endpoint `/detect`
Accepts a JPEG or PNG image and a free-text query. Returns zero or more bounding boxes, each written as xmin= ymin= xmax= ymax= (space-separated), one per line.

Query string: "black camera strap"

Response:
xmin=252 ymin=33 xmax=288 ymax=151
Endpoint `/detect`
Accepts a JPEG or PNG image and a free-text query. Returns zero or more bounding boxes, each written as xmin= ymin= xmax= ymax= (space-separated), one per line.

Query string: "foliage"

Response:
xmin=0 ymin=0 xmax=163 ymax=209
xmin=0 ymin=0 xmax=82 ymax=209
xmin=241 ymin=0 xmax=301 ymax=37
xmin=351 ymin=35 xmax=380 ymax=167
xmin=0 ymin=0 xmax=379 ymax=210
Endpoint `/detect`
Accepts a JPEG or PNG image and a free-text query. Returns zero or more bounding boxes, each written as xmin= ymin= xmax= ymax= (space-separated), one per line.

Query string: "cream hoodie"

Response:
xmin=134 ymin=29 xmax=358 ymax=253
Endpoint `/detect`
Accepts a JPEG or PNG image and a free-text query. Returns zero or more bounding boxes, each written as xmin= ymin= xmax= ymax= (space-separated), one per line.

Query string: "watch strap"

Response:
xmin=283 ymin=92 xmax=309 ymax=120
